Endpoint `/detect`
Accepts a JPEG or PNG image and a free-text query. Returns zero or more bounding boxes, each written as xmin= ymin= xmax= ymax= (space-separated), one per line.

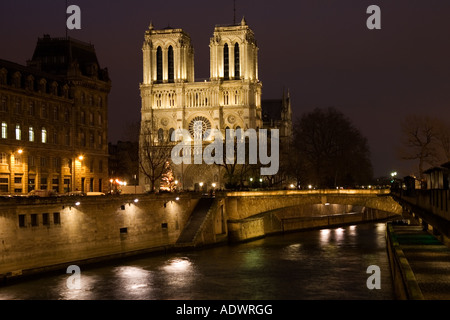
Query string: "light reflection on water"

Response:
xmin=0 ymin=222 xmax=394 ymax=300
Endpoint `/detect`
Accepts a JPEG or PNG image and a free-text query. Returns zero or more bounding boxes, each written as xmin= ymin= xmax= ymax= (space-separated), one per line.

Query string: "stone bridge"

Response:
xmin=193 ymin=189 xmax=403 ymax=244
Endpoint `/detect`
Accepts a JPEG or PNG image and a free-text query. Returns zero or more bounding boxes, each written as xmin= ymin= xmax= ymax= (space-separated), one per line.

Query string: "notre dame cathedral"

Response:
xmin=139 ymin=18 xmax=292 ymax=192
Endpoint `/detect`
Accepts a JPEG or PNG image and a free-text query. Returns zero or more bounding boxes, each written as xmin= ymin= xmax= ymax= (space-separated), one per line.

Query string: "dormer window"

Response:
xmin=39 ymin=78 xmax=47 ymax=93
xmin=12 ymin=72 xmax=21 ymax=88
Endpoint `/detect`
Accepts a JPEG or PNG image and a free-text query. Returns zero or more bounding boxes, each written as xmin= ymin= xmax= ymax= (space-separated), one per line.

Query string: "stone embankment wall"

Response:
xmin=0 ymin=194 xmax=198 ymax=281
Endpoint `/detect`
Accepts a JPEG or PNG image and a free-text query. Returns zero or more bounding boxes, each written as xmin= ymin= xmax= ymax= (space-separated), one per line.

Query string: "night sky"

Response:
xmin=2 ymin=0 xmax=450 ymax=179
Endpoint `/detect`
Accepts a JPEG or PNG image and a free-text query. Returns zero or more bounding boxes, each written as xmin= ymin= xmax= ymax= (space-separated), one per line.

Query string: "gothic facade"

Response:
xmin=140 ymin=19 xmax=291 ymax=191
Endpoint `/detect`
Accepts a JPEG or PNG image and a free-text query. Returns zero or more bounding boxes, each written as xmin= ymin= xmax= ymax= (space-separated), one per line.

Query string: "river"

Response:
xmin=0 ymin=222 xmax=394 ymax=300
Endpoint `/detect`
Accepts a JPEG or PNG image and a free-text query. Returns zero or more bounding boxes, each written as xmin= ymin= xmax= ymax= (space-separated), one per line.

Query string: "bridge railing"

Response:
xmin=393 ymin=188 xmax=450 ymax=221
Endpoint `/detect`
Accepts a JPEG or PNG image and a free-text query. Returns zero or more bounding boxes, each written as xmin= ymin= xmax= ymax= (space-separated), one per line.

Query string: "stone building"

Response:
xmin=0 ymin=35 xmax=111 ymax=194
xmin=139 ymin=19 xmax=291 ymax=191
xmin=261 ymin=89 xmax=292 ymax=151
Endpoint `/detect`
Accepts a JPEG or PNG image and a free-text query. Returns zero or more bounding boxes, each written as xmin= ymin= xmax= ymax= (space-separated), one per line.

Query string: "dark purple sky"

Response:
xmin=2 ymin=0 xmax=450 ymax=178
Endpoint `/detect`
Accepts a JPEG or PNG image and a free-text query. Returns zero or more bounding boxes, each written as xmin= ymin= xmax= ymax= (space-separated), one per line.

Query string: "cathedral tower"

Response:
xmin=139 ymin=19 xmax=263 ymax=191
xmin=142 ymin=23 xmax=195 ymax=85
xmin=210 ymin=17 xmax=258 ymax=82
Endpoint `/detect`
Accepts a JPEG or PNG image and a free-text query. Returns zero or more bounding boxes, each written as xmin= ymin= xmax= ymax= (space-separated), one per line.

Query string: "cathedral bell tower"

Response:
xmin=142 ymin=22 xmax=195 ymax=85
xmin=209 ymin=17 xmax=258 ymax=81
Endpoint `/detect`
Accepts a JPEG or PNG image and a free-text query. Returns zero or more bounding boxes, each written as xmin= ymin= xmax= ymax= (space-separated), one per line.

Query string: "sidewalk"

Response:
xmin=389 ymin=223 xmax=450 ymax=300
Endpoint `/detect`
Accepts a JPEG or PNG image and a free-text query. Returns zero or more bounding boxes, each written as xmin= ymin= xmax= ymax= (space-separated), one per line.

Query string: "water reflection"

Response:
xmin=162 ymin=258 xmax=193 ymax=273
xmin=0 ymin=223 xmax=394 ymax=300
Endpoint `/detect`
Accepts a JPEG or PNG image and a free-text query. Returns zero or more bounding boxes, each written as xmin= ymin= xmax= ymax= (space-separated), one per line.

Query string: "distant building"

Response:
xmin=261 ymin=89 xmax=292 ymax=149
xmin=0 ymin=35 xmax=111 ymax=194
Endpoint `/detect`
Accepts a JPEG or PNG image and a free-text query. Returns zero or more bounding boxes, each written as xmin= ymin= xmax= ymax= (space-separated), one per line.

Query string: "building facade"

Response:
xmin=140 ymin=19 xmax=291 ymax=191
xmin=0 ymin=35 xmax=111 ymax=194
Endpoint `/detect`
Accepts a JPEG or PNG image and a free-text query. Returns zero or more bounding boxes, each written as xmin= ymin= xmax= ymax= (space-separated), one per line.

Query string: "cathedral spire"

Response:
xmin=233 ymin=0 xmax=236 ymax=25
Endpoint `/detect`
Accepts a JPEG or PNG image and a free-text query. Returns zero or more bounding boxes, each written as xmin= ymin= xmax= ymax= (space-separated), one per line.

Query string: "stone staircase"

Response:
xmin=176 ymin=197 xmax=215 ymax=247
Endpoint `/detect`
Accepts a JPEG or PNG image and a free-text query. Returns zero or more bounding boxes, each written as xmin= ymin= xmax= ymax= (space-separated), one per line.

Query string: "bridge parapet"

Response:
xmin=222 ymin=189 xmax=400 ymax=220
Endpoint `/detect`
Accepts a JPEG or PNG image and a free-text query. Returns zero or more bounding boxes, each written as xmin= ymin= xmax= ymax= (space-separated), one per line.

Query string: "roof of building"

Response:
xmin=28 ymin=35 xmax=109 ymax=81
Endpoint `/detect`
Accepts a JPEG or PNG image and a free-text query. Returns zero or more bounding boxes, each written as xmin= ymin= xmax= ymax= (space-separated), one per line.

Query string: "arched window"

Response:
xmin=168 ymin=128 xmax=175 ymax=142
xmin=234 ymin=43 xmax=240 ymax=79
xmin=223 ymin=44 xmax=229 ymax=80
xmin=168 ymin=46 xmax=174 ymax=83
xmin=156 ymin=46 xmax=163 ymax=83
xmin=158 ymin=128 xmax=164 ymax=143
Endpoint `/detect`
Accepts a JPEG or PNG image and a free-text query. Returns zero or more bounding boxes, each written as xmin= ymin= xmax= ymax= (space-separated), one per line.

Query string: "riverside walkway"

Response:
xmin=387 ymin=222 xmax=450 ymax=300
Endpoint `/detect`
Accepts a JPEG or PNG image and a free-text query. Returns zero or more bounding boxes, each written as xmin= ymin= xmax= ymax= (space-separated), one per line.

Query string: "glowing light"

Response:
xmin=78 ymin=155 xmax=84 ymax=161
xmin=163 ymin=258 xmax=193 ymax=273
xmin=17 ymin=149 xmax=23 ymax=154
xmin=308 ymin=185 xmax=312 ymax=189
xmin=212 ymin=183 xmax=216 ymax=188
xmin=174 ymin=180 xmax=179 ymax=185
xmin=324 ymin=203 xmax=330 ymax=206
xmin=134 ymin=199 xmax=139 ymax=203
xmin=334 ymin=227 xmax=345 ymax=241
xmin=290 ymin=184 xmax=295 ymax=188
xmin=75 ymin=202 xmax=80 ymax=206
xmin=199 ymin=182 xmax=204 ymax=187
xmin=175 ymin=197 xmax=180 ymax=201
xmin=320 ymin=229 xmax=331 ymax=244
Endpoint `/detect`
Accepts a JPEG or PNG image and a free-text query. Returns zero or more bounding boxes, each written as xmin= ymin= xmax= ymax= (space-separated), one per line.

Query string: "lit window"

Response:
xmin=42 ymin=127 xmax=47 ymax=143
xmin=15 ymin=124 xmax=21 ymax=140
xmin=1 ymin=122 xmax=7 ymax=139
xmin=15 ymin=155 xmax=22 ymax=166
xmin=0 ymin=153 xmax=7 ymax=164
xmin=29 ymin=127 xmax=34 ymax=142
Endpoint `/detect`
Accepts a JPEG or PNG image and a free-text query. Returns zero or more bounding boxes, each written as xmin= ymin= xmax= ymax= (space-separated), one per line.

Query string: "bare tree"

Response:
xmin=215 ymin=139 xmax=256 ymax=190
xmin=139 ymin=122 xmax=173 ymax=192
xmin=293 ymin=107 xmax=373 ymax=188
xmin=400 ymin=115 xmax=442 ymax=178
xmin=435 ymin=120 xmax=450 ymax=162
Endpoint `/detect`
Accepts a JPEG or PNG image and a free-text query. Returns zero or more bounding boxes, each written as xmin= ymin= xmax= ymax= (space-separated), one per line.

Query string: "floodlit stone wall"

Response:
xmin=0 ymin=194 xmax=198 ymax=280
